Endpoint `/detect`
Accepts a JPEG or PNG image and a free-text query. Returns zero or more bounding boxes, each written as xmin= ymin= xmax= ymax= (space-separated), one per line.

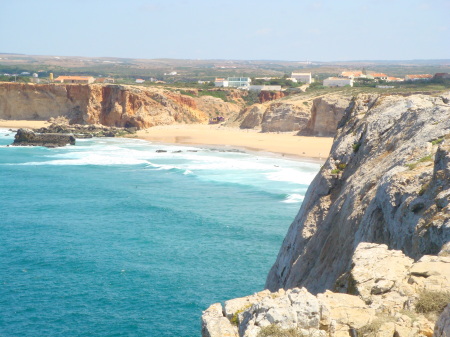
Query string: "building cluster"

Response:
xmin=322 ymin=71 xmax=443 ymax=87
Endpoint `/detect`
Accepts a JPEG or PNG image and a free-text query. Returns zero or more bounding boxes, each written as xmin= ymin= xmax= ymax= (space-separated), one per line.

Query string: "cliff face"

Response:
xmin=300 ymin=95 xmax=352 ymax=136
xmin=266 ymin=92 xmax=450 ymax=294
xmin=235 ymin=93 xmax=351 ymax=135
xmin=202 ymin=91 xmax=450 ymax=337
xmin=0 ymin=83 xmax=240 ymax=128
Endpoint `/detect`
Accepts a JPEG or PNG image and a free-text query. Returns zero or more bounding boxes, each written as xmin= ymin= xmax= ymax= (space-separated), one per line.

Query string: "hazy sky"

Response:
xmin=2 ymin=0 xmax=449 ymax=61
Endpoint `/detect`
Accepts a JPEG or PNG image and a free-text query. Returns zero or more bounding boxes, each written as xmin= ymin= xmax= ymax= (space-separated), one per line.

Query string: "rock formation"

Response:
xmin=36 ymin=122 xmax=136 ymax=138
xmin=12 ymin=128 xmax=75 ymax=147
xmin=202 ymin=91 xmax=450 ymax=337
xmin=203 ymin=243 xmax=450 ymax=337
xmin=236 ymin=93 xmax=351 ymax=135
xmin=266 ymin=92 xmax=450 ymax=293
xmin=0 ymin=83 xmax=240 ymax=129
xmin=300 ymin=95 xmax=352 ymax=136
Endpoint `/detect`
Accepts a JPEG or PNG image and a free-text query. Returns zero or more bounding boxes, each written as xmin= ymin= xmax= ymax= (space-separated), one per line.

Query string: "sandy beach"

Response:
xmin=0 ymin=120 xmax=333 ymax=161
xmin=0 ymin=120 xmax=50 ymax=129
xmin=136 ymin=124 xmax=333 ymax=161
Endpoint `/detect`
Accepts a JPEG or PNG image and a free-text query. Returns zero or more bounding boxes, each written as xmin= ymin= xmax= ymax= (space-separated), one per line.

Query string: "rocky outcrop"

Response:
xmin=202 ymin=243 xmax=450 ymax=337
xmin=300 ymin=95 xmax=352 ymax=136
xmin=36 ymin=122 xmax=136 ymax=138
xmin=258 ymin=91 xmax=287 ymax=103
xmin=261 ymin=103 xmax=310 ymax=133
xmin=238 ymin=101 xmax=311 ymax=132
xmin=0 ymin=83 xmax=241 ymax=129
xmin=239 ymin=105 xmax=265 ymax=129
xmin=435 ymin=304 xmax=450 ymax=337
xmin=266 ymin=92 xmax=450 ymax=294
xmin=236 ymin=93 xmax=351 ymax=135
xmin=12 ymin=128 xmax=75 ymax=147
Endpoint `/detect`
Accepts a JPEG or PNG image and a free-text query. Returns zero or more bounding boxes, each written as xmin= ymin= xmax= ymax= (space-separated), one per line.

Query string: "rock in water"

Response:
xmin=12 ymin=128 xmax=75 ymax=147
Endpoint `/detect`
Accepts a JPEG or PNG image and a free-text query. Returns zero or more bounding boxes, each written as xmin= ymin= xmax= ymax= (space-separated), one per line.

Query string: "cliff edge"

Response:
xmin=202 ymin=91 xmax=450 ymax=337
xmin=266 ymin=92 xmax=450 ymax=293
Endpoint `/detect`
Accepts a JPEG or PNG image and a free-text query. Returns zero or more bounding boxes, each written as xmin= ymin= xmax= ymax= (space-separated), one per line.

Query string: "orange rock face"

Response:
xmin=258 ymin=90 xmax=286 ymax=103
xmin=0 ymin=83 xmax=242 ymax=129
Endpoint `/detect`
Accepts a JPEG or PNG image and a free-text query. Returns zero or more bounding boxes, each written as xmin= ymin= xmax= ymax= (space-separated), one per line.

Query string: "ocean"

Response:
xmin=0 ymin=128 xmax=320 ymax=337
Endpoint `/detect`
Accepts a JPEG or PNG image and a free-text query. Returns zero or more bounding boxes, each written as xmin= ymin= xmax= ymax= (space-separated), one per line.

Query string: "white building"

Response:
xmin=53 ymin=76 xmax=95 ymax=84
xmin=323 ymin=77 xmax=354 ymax=87
xmin=249 ymin=85 xmax=282 ymax=92
xmin=290 ymin=72 xmax=313 ymax=84
xmin=135 ymin=79 xmax=145 ymax=84
xmin=214 ymin=78 xmax=229 ymax=87
xmin=215 ymin=77 xmax=251 ymax=88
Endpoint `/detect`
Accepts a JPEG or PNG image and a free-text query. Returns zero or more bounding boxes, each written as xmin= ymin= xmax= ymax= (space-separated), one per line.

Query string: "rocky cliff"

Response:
xmin=203 ymin=91 xmax=450 ymax=337
xmin=300 ymin=95 xmax=352 ymax=136
xmin=203 ymin=243 xmax=450 ymax=337
xmin=0 ymin=83 xmax=240 ymax=128
xmin=266 ymin=92 xmax=450 ymax=293
xmin=235 ymin=94 xmax=351 ymax=135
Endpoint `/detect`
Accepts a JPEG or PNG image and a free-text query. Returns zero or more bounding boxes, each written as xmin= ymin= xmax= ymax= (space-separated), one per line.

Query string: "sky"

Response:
xmin=1 ymin=0 xmax=449 ymax=61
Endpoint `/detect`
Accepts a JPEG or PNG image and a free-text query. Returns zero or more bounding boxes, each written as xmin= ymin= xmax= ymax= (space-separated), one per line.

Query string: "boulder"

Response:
xmin=12 ymin=128 xmax=75 ymax=147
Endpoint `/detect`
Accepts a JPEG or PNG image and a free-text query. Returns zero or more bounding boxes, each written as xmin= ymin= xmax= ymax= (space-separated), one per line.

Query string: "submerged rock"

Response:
xmin=12 ymin=128 xmax=75 ymax=148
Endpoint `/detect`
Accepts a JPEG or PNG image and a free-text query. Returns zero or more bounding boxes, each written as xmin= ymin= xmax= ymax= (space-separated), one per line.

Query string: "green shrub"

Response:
xmin=418 ymin=154 xmax=433 ymax=163
xmin=431 ymin=138 xmax=444 ymax=145
xmin=257 ymin=325 xmax=305 ymax=337
xmin=331 ymin=169 xmax=341 ymax=174
xmin=353 ymin=142 xmax=361 ymax=152
xmin=415 ymin=290 xmax=450 ymax=314
xmin=338 ymin=163 xmax=347 ymax=170
xmin=230 ymin=304 xmax=252 ymax=326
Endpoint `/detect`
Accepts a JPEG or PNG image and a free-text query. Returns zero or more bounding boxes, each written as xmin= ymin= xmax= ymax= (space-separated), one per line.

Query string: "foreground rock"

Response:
xmin=266 ymin=92 xmax=450 ymax=293
xmin=12 ymin=128 xmax=75 ymax=147
xmin=202 ymin=243 xmax=450 ymax=337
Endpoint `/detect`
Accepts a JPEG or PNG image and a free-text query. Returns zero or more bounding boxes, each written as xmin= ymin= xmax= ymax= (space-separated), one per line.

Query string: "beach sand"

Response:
xmin=135 ymin=124 xmax=333 ymax=161
xmin=0 ymin=120 xmax=333 ymax=161
xmin=0 ymin=120 xmax=50 ymax=129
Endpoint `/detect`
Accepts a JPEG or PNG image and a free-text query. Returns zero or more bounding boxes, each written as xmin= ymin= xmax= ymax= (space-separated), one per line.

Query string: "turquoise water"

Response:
xmin=0 ymin=129 xmax=319 ymax=336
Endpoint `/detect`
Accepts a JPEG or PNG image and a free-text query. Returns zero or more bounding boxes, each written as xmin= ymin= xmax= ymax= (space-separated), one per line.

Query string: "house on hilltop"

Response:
xmin=323 ymin=77 xmax=353 ymax=87
xmin=96 ymin=77 xmax=115 ymax=83
xmin=371 ymin=73 xmax=388 ymax=81
xmin=215 ymin=77 xmax=251 ymax=88
xmin=54 ymin=76 xmax=95 ymax=84
xmin=340 ymin=71 xmax=364 ymax=79
xmin=290 ymin=72 xmax=312 ymax=84
xmin=404 ymin=74 xmax=433 ymax=81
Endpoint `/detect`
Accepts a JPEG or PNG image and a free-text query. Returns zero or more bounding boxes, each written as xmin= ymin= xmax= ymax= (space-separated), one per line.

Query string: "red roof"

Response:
xmin=371 ymin=73 xmax=388 ymax=78
xmin=405 ymin=74 xmax=433 ymax=79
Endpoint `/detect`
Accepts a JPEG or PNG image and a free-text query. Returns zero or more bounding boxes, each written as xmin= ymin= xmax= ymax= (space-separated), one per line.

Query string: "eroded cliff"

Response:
xmin=235 ymin=93 xmax=351 ymax=135
xmin=266 ymin=92 xmax=450 ymax=293
xmin=202 ymin=91 xmax=450 ymax=337
xmin=0 ymin=83 xmax=240 ymax=128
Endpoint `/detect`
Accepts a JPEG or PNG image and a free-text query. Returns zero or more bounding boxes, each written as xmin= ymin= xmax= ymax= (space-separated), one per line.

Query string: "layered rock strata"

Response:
xmin=0 ymin=83 xmax=240 ymax=129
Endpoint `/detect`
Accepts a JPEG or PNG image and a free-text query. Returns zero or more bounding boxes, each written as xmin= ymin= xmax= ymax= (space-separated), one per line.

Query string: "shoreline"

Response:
xmin=0 ymin=120 xmax=333 ymax=163
xmin=134 ymin=124 xmax=333 ymax=162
